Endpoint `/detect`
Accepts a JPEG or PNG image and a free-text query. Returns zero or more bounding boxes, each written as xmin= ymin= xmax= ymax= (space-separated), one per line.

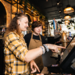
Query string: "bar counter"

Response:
xmin=41 ymin=37 xmax=75 ymax=74
xmin=0 ymin=37 xmax=73 ymax=74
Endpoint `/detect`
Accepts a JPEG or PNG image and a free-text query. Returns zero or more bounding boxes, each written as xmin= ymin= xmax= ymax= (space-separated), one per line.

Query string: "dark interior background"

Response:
xmin=29 ymin=0 xmax=75 ymax=20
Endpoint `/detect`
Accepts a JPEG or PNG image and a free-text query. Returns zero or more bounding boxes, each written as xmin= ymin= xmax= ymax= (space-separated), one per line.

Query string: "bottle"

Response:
xmin=61 ymin=31 xmax=67 ymax=42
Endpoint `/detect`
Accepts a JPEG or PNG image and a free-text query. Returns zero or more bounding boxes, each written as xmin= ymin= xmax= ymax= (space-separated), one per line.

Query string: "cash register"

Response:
xmin=48 ymin=35 xmax=75 ymax=74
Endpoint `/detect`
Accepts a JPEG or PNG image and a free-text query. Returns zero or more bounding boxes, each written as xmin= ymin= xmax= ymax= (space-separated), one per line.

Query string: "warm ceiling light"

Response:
xmin=65 ymin=20 xmax=70 ymax=23
xmin=59 ymin=11 xmax=61 ymax=12
xmin=65 ymin=20 xmax=70 ymax=25
xmin=64 ymin=5 xmax=74 ymax=14
xmin=64 ymin=15 xmax=71 ymax=19
xmin=65 ymin=22 xmax=69 ymax=25
xmin=57 ymin=3 xmax=59 ymax=5
xmin=46 ymin=0 xmax=48 ymax=2
xmin=57 ymin=1 xmax=60 ymax=5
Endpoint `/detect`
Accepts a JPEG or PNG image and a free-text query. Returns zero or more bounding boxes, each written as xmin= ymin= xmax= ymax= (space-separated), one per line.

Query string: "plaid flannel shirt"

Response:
xmin=4 ymin=31 xmax=29 ymax=75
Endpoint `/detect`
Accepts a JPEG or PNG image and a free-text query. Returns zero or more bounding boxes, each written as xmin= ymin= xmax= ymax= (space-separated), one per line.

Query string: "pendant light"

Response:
xmin=46 ymin=0 xmax=48 ymax=2
xmin=65 ymin=20 xmax=70 ymax=23
xmin=64 ymin=14 xmax=71 ymax=20
xmin=65 ymin=22 xmax=69 ymax=25
xmin=65 ymin=20 xmax=70 ymax=25
xmin=64 ymin=0 xmax=74 ymax=14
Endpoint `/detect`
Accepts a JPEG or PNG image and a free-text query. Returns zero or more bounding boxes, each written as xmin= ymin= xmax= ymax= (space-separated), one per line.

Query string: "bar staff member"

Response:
xmin=24 ymin=21 xmax=46 ymax=74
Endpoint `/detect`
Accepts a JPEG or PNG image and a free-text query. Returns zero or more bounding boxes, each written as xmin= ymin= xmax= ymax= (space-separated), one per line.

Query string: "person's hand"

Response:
xmin=71 ymin=41 xmax=75 ymax=46
xmin=45 ymin=44 xmax=66 ymax=53
xmin=30 ymin=60 xmax=40 ymax=73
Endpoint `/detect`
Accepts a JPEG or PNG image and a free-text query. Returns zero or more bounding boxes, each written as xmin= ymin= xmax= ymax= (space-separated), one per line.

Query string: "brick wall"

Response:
xmin=0 ymin=0 xmax=34 ymax=27
xmin=0 ymin=0 xmax=44 ymax=28
xmin=0 ymin=0 xmax=12 ymax=27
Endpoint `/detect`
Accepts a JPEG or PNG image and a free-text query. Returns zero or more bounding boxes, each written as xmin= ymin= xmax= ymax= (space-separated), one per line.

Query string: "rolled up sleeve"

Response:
xmin=5 ymin=32 xmax=28 ymax=62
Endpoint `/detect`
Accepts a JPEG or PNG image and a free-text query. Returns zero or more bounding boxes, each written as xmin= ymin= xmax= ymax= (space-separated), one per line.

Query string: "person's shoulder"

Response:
xmin=40 ymin=34 xmax=46 ymax=40
xmin=24 ymin=33 xmax=32 ymax=38
xmin=6 ymin=32 xmax=15 ymax=36
xmin=5 ymin=32 xmax=18 ymax=40
xmin=25 ymin=33 xmax=31 ymax=36
xmin=40 ymin=34 xmax=45 ymax=38
xmin=9 ymin=32 xmax=18 ymax=37
xmin=40 ymin=34 xmax=47 ymax=43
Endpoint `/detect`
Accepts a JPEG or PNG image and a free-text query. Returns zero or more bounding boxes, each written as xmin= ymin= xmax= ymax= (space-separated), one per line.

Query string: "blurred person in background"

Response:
xmin=2 ymin=27 xmax=5 ymax=37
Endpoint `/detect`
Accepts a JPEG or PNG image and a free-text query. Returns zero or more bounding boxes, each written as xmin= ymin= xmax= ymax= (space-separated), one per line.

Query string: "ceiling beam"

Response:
xmin=46 ymin=10 xmax=59 ymax=13
xmin=44 ymin=5 xmax=57 ymax=9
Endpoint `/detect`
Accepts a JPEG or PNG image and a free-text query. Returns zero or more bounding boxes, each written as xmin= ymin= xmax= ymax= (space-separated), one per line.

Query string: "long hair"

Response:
xmin=5 ymin=13 xmax=28 ymax=36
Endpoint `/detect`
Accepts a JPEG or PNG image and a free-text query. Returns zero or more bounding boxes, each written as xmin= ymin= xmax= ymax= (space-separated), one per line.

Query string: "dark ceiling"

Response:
xmin=29 ymin=0 xmax=75 ymax=20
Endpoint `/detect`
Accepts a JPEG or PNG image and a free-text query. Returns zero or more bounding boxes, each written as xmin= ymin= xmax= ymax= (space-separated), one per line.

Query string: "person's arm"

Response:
xmin=6 ymin=32 xmax=65 ymax=63
xmin=24 ymin=43 xmax=65 ymax=62
xmin=6 ymin=32 xmax=43 ymax=63
xmin=24 ymin=46 xmax=43 ymax=62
